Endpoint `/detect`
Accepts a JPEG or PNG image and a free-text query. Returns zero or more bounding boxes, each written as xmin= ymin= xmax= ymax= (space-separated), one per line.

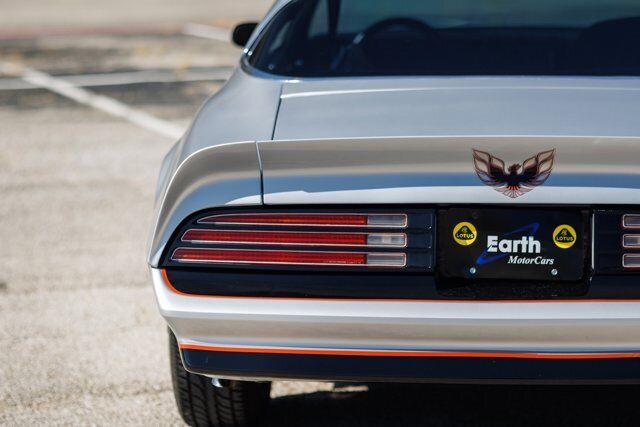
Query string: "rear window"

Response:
xmin=247 ymin=0 xmax=640 ymax=77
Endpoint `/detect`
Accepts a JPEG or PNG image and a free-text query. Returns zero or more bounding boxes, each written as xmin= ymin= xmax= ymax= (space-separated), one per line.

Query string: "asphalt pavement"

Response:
xmin=2 ymin=1 xmax=640 ymax=426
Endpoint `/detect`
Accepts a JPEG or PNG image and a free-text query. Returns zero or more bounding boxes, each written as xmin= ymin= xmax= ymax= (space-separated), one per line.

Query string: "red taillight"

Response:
xmin=198 ymin=213 xmax=407 ymax=228
xmin=181 ymin=229 xmax=406 ymax=247
xmin=623 ymin=214 xmax=640 ymax=269
xmin=170 ymin=212 xmax=413 ymax=269
xmin=171 ymin=248 xmax=406 ymax=267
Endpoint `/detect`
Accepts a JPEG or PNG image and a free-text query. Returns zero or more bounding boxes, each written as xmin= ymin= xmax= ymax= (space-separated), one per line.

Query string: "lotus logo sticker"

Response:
xmin=553 ymin=225 xmax=577 ymax=249
xmin=472 ymin=149 xmax=555 ymax=199
xmin=453 ymin=222 xmax=477 ymax=246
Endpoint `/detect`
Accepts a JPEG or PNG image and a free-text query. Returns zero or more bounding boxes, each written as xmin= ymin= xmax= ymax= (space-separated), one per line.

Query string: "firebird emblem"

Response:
xmin=472 ymin=149 xmax=555 ymax=199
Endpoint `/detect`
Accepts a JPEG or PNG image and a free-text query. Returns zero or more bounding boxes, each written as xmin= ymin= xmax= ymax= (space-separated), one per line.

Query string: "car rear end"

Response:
xmin=150 ymin=133 xmax=640 ymax=384
xmin=149 ymin=1 xmax=640 ymax=425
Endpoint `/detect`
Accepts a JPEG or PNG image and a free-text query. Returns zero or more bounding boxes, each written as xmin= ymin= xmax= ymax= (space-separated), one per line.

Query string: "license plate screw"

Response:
xmin=551 ymin=269 xmax=558 ymax=276
xmin=469 ymin=267 xmax=477 ymax=275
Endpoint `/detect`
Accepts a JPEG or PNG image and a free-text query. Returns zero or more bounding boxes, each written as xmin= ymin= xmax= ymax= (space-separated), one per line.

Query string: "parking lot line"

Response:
xmin=183 ymin=23 xmax=231 ymax=42
xmin=0 ymin=61 xmax=186 ymax=139
xmin=0 ymin=68 xmax=233 ymax=91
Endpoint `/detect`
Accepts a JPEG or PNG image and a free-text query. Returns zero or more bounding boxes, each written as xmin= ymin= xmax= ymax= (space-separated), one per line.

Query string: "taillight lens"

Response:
xmin=623 ymin=254 xmax=640 ymax=269
xmin=594 ymin=212 xmax=640 ymax=272
xmin=181 ymin=229 xmax=406 ymax=247
xmin=165 ymin=211 xmax=428 ymax=269
xmin=623 ymin=215 xmax=640 ymax=229
xmin=622 ymin=235 xmax=640 ymax=249
xmin=198 ymin=213 xmax=407 ymax=228
xmin=171 ymin=248 xmax=406 ymax=267
xmin=623 ymin=214 xmax=640 ymax=269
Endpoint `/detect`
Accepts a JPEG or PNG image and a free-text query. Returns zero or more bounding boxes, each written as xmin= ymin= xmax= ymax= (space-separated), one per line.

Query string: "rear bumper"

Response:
xmin=152 ymin=268 xmax=640 ymax=383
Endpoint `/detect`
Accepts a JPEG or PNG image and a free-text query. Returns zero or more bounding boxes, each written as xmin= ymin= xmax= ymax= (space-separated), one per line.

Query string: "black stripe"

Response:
xmin=182 ymin=349 xmax=640 ymax=383
xmin=166 ymin=268 xmax=640 ymax=300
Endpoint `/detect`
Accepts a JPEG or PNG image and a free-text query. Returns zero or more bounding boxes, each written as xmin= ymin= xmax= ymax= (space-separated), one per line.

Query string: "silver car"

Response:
xmin=148 ymin=0 xmax=640 ymax=425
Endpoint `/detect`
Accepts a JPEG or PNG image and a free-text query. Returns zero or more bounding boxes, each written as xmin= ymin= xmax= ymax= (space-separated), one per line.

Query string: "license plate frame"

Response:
xmin=438 ymin=208 xmax=587 ymax=282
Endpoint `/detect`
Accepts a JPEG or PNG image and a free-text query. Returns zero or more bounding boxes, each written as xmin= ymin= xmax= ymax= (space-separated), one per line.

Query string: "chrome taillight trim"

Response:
xmin=623 ymin=214 xmax=640 ymax=230
xmin=170 ymin=248 xmax=407 ymax=267
xmin=197 ymin=213 xmax=408 ymax=228
xmin=181 ymin=229 xmax=408 ymax=248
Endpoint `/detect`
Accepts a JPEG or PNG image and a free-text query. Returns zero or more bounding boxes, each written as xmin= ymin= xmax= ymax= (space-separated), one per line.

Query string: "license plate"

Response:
xmin=438 ymin=208 xmax=586 ymax=282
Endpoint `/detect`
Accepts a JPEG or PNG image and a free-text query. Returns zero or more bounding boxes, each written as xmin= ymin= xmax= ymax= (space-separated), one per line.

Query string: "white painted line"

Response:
xmin=0 ymin=68 xmax=233 ymax=91
xmin=57 ymin=69 xmax=232 ymax=87
xmin=0 ymin=62 xmax=186 ymax=140
xmin=183 ymin=23 xmax=230 ymax=42
xmin=0 ymin=78 xmax=32 ymax=90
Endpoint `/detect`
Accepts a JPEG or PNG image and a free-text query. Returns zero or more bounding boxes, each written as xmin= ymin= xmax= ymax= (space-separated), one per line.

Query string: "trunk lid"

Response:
xmin=274 ymin=77 xmax=640 ymax=139
xmin=259 ymin=136 xmax=640 ymax=205
xmin=262 ymin=77 xmax=640 ymax=205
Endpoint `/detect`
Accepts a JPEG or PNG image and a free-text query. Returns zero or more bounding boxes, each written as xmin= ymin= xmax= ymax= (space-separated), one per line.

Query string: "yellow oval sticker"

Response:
xmin=453 ymin=222 xmax=477 ymax=246
xmin=553 ymin=225 xmax=577 ymax=249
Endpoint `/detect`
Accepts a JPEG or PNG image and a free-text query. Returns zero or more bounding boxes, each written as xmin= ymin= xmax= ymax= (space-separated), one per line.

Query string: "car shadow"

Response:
xmin=264 ymin=383 xmax=640 ymax=426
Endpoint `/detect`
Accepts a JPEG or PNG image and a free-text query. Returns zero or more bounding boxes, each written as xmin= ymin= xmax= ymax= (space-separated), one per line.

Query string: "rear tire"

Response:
xmin=169 ymin=330 xmax=271 ymax=427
